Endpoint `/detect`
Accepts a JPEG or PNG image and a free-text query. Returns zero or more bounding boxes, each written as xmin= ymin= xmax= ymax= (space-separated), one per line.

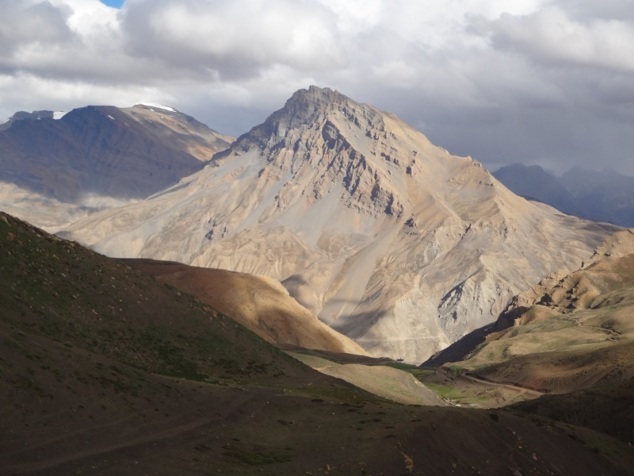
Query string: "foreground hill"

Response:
xmin=2 ymin=212 xmax=633 ymax=475
xmin=63 ymin=86 xmax=619 ymax=363
xmin=0 ymin=104 xmax=232 ymax=228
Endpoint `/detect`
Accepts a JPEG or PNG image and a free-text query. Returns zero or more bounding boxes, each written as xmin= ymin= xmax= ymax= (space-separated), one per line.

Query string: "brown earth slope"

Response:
xmin=2 ymin=212 xmax=633 ymax=475
xmin=125 ymin=259 xmax=366 ymax=355
xmin=456 ymin=250 xmax=634 ymax=392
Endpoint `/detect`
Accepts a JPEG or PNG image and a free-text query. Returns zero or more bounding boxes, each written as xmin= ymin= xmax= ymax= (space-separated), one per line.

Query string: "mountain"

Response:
xmin=3 ymin=211 xmax=634 ymax=475
xmin=125 ymin=259 xmax=366 ymax=355
xmin=425 ymin=229 xmax=634 ymax=365
xmin=560 ymin=167 xmax=634 ymax=226
xmin=0 ymin=104 xmax=232 ymax=228
xmin=0 ymin=109 xmax=62 ymax=130
xmin=62 ymin=86 xmax=620 ymax=363
xmin=494 ymin=164 xmax=634 ymax=227
xmin=492 ymin=164 xmax=580 ymax=216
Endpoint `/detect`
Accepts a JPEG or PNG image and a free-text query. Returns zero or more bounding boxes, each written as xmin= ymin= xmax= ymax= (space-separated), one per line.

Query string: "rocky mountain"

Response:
xmin=62 ymin=86 xmax=620 ymax=363
xmin=494 ymin=164 xmax=634 ymax=227
xmin=421 ymin=241 xmax=634 ymax=440
xmin=0 ymin=104 xmax=232 ymax=228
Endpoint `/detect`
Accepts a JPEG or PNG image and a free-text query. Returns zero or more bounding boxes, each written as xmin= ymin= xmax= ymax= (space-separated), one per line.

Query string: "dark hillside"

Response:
xmin=1 ymin=212 xmax=632 ymax=475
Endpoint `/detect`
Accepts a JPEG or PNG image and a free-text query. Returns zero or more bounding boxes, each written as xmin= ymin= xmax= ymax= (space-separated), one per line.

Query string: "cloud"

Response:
xmin=477 ymin=6 xmax=634 ymax=72
xmin=0 ymin=0 xmax=633 ymax=175
xmin=0 ymin=1 xmax=75 ymax=56
xmin=120 ymin=0 xmax=347 ymax=79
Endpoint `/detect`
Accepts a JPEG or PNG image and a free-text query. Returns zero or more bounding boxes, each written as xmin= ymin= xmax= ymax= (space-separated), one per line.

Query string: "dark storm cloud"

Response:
xmin=0 ymin=1 xmax=75 ymax=59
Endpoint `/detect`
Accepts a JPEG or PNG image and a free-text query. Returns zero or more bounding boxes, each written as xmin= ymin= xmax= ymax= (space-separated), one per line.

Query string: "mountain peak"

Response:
xmin=286 ymin=85 xmax=347 ymax=110
xmin=263 ymin=86 xmax=363 ymax=134
xmin=62 ymin=88 xmax=619 ymax=363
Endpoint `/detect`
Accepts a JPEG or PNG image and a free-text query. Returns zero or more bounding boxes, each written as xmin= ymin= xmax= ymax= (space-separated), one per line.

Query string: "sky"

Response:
xmin=1 ymin=0 xmax=633 ymax=175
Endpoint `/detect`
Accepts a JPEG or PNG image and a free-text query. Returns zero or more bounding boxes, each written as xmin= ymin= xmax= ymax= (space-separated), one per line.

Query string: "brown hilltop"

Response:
xmin=125 ymin=258 xmax=366 ymax=355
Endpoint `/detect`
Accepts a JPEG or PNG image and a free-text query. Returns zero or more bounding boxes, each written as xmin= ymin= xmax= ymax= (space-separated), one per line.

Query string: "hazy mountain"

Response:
xmin=492 ymin=164 xmax=580 ymax=216
xmin=4 ymin=210 xmax=632 ymax=475
xmin=560 ymin=166 xmax=634 ymax=226
xmin=494 ymin=164 xmax=634 ymax=227
xmin=0 ymin=104 xmax=232 ymax=228
xmin=61 ymin=87 xmax=621 ymax=363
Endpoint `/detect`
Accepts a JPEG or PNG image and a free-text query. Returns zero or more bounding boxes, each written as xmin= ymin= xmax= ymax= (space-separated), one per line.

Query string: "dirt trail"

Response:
xmin=462 ymin=373 xmax=544 ymax=401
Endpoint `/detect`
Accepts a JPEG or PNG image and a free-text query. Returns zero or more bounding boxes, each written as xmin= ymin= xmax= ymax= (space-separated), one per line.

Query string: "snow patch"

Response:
xmin=53 ymin=111 xmax=67 ymax=120
xmin=137 ymin=103 xmax=177 ymax=113
xmin=107 ymin=115 xmax=115 ymax=120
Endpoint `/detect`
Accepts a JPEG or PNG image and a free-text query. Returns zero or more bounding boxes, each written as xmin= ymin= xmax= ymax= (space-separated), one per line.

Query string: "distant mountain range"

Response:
xmin=0 ymin=104 xmax=231 ymax=227
xmin=494 ymin=164 xmax=634 ymax=227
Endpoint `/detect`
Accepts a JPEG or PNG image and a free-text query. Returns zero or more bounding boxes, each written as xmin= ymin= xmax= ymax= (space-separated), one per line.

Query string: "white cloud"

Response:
xmin=479 ymin=6 xmax=634 ymax=72
xmin=0 ymin=0 xmax=633 ymax=174
xmin=0 ymin=1 xmax=75 ymax=55
xmin=121 ymin=0 xmax=347 ymax=79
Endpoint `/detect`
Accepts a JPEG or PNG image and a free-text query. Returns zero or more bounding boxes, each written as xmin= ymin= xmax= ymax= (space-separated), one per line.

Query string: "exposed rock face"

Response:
xmin=424 ymin=229 xmax=634 ymax=367
xmin=63 ymin=86 xmax=620 ymax=363
xmin=0 ymin=104 xmax=232 ymax=228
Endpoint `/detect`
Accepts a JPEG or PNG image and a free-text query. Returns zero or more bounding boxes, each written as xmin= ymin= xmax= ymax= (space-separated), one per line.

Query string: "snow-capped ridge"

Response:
xmin=135 ymin=103 xmax=178 ymax=113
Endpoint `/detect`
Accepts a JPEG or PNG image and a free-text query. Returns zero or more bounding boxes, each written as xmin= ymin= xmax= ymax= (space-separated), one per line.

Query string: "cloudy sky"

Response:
xmin=1 ymin=0 xmax=633 ymax=174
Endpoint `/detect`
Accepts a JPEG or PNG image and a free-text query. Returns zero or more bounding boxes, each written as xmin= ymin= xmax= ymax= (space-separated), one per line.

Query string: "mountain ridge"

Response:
xmin=0 ymin=104 xmax=232 ymax=228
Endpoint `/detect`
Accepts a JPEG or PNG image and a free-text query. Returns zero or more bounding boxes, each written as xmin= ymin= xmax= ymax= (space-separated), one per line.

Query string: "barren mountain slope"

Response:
xmin=63 ymin=86 xmax=619 ymax=363
xmin=0 ymin=104 xmax=232 ymax=228
xmin=125 ymin=259 xmax=366 ymax=355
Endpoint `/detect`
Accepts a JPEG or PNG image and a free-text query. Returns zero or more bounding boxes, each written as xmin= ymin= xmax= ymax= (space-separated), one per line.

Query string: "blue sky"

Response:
xmin=100 ymin=0 xmax=124 ymax=8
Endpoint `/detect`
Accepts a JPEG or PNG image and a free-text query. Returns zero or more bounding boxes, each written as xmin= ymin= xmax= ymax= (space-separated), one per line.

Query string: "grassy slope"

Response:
xmin=1 ymin=212 xmax=633 ymax=475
